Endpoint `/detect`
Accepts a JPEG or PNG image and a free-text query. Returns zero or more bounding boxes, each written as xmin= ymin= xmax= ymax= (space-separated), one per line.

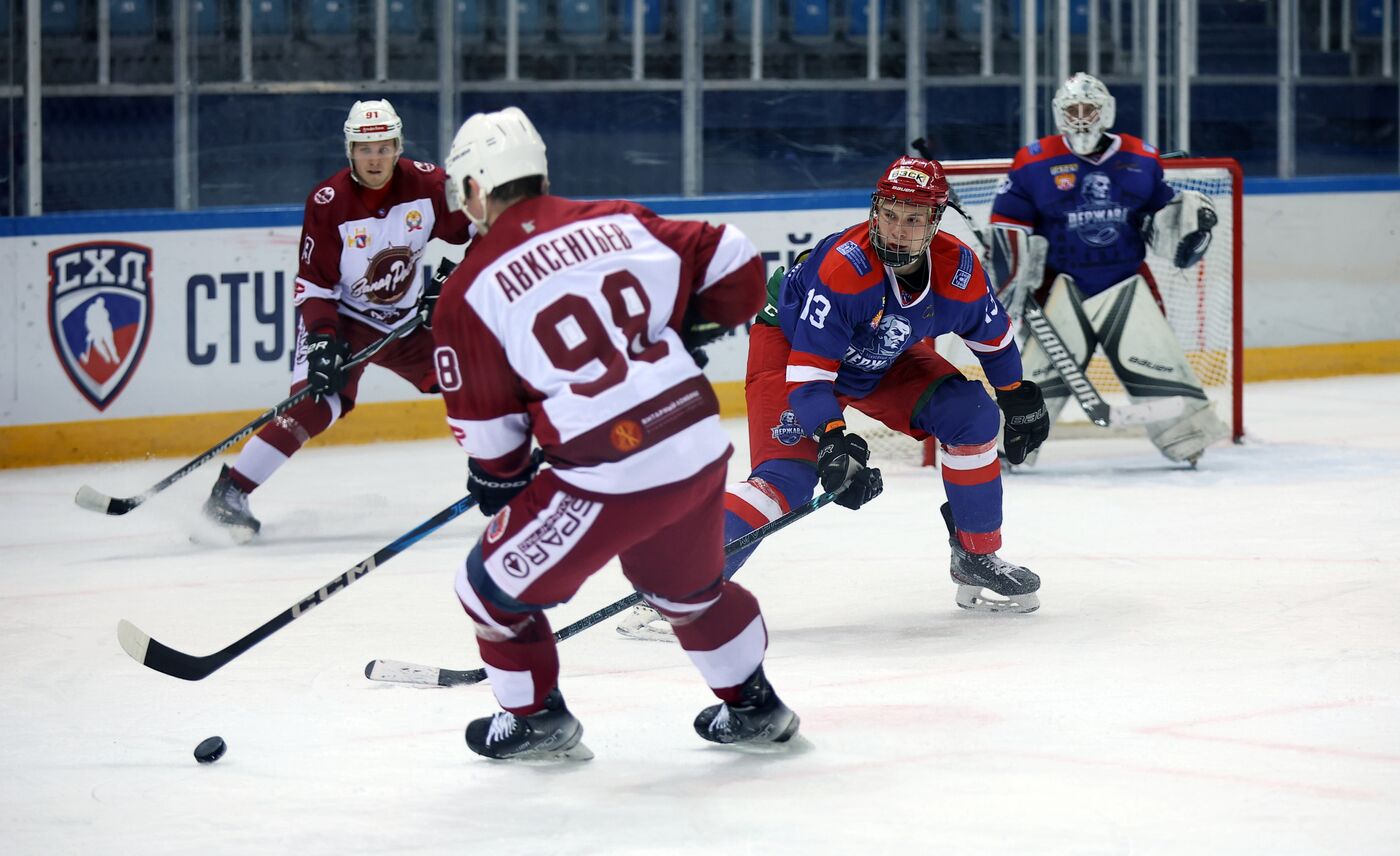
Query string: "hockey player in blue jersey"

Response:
xmin=618 ymin=156 xmax=1049 ymax=639
xmin=987 ymin=72 xmax=1228 ymax=464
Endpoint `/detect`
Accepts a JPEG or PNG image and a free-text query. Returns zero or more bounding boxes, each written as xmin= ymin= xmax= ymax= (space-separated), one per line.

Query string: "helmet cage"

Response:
xmin=868 ymin=195 xmax=943 ymax=268
xmin=868 ymin=156 xmax=949 ymax=268
xmin=1053 ymin=73 xmax=1116 ymax=156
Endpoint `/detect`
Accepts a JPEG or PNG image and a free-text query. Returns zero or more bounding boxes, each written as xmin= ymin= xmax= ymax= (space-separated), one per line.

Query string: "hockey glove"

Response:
xmin=417 ymin=258 xmax=457 ymax=330
xmin=680 ymin=304 xmax=729 ymax=369
xmin=468 ymin=453 xmax=541 ymax=516
xmin=1172 ymin=203 xmax=1218 ymax=268
xmin=816 ymin=427 xmax=884 ymax=511
xmin=996 ymin=381 xmax=1050 ymax=465
xmin=305 ymin=331 xmax=351 ymax=399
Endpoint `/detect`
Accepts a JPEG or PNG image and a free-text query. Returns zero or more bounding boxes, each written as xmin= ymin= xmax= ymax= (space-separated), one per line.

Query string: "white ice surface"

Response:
xmin=2 ymin=375 xmax=1399 ymax=856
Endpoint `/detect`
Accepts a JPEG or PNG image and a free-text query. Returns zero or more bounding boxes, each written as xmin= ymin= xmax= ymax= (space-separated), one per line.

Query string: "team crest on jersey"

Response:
xmin=1055 ymin=173 xmax=1078 ymax=191
xmin=314 ymin=186 xmax=335 ymax=204
xmin=404 ymin=209 xmax=423 ymax=232
xmin=351 ymin=246 xmax=416 ymax=304
xmin=47 ymin=241 xmax=153 ymax=411
xmin=770 ymin=410 xmax=806 ymax=446
xmin=347 ymin=227 xmax=370 ymax=249
xmin=485 ymin=507 xmax=511 ymax=544
xmin=835 ymin=240 xmax=871 ymax=276
xmin=951 ymin=245 xmax=974 ymax=289
xmin=413 ymin=160 xmax=435 ymax=173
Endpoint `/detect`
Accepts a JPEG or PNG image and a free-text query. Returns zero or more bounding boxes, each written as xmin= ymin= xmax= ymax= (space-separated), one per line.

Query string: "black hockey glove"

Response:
xmin=417 ymin=258 xmax=457 ymax=330
xmin=1173 ymin=203 xmax=1218 ymax=268
xmin=468 ymin=453 xmax=541 ymax=516
xmin=816 ymin=427 xmax=884 ymax=511
xmin=680 ymin=303 xmax=728 ymax=369
xmin=996 ymin=381 xmax=1050 ymax=465
xmin=305 ymin=331 xmax=351 ymax=399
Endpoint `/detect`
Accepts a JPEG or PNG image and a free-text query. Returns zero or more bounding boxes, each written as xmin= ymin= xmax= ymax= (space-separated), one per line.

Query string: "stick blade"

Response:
xmin=76 ymin=485 xmax=136 ymax=515
xmin=117 ymin=619 xmax=217 ymax=682
xmin=365 ymin=659 xmax=450 ymax=687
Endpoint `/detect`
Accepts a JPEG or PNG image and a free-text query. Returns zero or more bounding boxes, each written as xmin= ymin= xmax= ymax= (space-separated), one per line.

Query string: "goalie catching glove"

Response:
xmin=1144 ymin=189 xmax=1218 ymax=269
xmin=816 ymin=426 xmax=884 ymax=510
xmin=996 ymin=381 xmax=1050 ymax=465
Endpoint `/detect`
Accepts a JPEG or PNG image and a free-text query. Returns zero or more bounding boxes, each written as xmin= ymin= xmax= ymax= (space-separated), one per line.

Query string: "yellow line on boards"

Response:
xmin=3 ymin=341 xmax=1397 ymax=469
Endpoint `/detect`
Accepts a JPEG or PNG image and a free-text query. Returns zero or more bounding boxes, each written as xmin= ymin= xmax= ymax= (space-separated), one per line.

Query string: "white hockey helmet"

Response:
xmin=443 ymin=106 xmax=548 ymax=216
xmin=1053 ymin=73 xmax=1116 ymax=156
xmin=344 ymin=98 xmax=404 ymax=162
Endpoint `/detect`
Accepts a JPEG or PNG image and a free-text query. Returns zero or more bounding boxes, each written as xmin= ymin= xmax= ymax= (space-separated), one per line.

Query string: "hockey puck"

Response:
xmin=194 ymin=736 xmax=227 ymax=764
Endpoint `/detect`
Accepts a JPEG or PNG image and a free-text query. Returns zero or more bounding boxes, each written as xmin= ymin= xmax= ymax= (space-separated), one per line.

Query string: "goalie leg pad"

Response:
xmin=1080 ymin=275 xmax=1229 ymax=461
xmin=1012 ymin=275 xmax=1094 ymax=465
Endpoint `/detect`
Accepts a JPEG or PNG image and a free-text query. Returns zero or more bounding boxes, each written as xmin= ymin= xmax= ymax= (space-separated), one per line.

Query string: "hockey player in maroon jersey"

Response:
xmin=202 ymin=99 xmax=474 ymax=541
xmin=431 ymin=106 xmax=797 ymax=760
xmin=987 ymin=72 xmax=1228 ymax=464
xmin=621 ymin=156 xmax=1049 ymax=641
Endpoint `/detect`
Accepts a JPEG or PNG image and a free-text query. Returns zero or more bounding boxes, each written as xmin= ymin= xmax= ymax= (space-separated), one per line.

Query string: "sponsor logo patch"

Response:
xmin=770 ymin=409 xmax=806 ymax=446
xmin=610 ymin=419 xmax=644 ymax=452
xmin=485 ymin=507 xmax=511 ymax=544
xmin=951 ymin=245 xmax=974 ymax=289
xmin=347 ymin=227 xmax=370 ymax=249
xmin=47 ymin=241 xmax=153 ymax=411
xmin=835 ymin=240 xmax=871 ymax=277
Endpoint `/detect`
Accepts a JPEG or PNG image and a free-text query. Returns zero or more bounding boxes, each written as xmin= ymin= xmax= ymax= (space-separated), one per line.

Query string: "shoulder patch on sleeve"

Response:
xmin=834 ymin=240 xmax=872 ymax=277
xmin=950 ymin=245 xmax=974 ymax=290
xmin=1028 ymin=140 xmax=1042 ymax=155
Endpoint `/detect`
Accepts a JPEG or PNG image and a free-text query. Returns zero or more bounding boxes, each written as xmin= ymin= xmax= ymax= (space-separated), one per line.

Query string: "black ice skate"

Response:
xmin=202 ymin=465 xmax=261 ymax=543
xmin=694 ymin=666 xmax=800 ymax=747
xmin=941 ymin=503 xmax=1040 ymax=613
xmin=465 ymin=688 xmax=594 ymax=762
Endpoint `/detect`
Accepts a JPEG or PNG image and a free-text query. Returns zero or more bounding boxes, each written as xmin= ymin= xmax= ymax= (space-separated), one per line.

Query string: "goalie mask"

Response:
xmin=868 ymin=156 xmax=948 ymax=268
xmin=344 ymin=99 xmax=404 ymax=165
xmin=444 ymin=106 xmax=548 ymax=228
xmin=1053 ymin=73 xmax=1116 ymax=157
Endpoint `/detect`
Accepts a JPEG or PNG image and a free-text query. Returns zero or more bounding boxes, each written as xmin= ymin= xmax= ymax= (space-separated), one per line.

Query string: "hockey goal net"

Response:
xmin=858 ymin=156 xmax=1243 ymax=466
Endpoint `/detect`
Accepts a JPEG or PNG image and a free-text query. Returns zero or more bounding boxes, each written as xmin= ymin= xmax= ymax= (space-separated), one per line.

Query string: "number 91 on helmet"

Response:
xmin=868 ymin=156 xmax=950 ymax=269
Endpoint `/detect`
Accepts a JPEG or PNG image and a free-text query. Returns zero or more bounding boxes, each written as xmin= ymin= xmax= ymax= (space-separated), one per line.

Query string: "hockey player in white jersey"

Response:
xmin=432 ymin=107 xmax=798 ymax=760
xmin=201 ymin=99 xmax=474 ymax=540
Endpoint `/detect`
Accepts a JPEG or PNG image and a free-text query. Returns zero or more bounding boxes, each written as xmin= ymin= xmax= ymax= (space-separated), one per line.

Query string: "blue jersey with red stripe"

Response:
xmin=989 ymin=133 xmax=1177 ymax=296
xmin=774 ymin=223 xmax=1020 ymax=436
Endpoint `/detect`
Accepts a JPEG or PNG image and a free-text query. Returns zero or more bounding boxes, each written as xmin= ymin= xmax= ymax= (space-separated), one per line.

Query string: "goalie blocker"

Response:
xmin=1019 ymin=272 xmax=1230 ymax=464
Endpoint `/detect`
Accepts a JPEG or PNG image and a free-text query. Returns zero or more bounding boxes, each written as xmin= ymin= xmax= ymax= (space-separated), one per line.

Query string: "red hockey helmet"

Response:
xmin=869 ymin=156 xmax=949 ymax=268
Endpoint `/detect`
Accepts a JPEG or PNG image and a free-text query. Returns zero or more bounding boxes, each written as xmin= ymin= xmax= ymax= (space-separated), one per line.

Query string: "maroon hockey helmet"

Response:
xmin=869 ymin=156 xmax=949 ymax=268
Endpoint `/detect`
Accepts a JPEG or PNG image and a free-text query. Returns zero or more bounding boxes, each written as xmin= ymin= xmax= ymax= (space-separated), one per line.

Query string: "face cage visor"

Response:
xmin=868 ymin=194 xmax=943 ymax=268
xmin=1058 ymin=102 xmax=1105 ymax=156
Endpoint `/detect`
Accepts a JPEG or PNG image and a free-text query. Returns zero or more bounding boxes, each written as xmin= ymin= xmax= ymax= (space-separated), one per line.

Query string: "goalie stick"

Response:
xmin=365 ymin=485 xmax=849 ymax=688
xmin=75 ymin=315 xmax=427 ymax=516
xmin=117 ymin=494 xmax=477 ymax=681
xmin=907 ymin=138 xmax=1187 ymax=429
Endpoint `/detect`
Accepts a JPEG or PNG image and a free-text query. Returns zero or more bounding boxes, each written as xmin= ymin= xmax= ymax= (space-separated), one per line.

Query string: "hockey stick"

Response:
xmin=117 ymin=494 xmax=477 ymax=681
xmin=910 ymin=147 xmax=1187 ymax=429
xmin=75 ymin=315 xmax=425 ymax=516
xmin=365 ymin=485 xmax=848 ymax=688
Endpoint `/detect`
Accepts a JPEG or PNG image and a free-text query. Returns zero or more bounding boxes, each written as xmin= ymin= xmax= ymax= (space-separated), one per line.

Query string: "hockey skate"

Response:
xmin=465 ymin=688 xmax=594 ymax=762
xmin=202 ymin=465 xmax=261 ymax=543
xmin=941 ymin=503 xmax=1040 ymax=613
xmin=615 ymin=603 xmax=676 ymax=642
xmin=694 ymin=667 xmax=800 ymax=747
